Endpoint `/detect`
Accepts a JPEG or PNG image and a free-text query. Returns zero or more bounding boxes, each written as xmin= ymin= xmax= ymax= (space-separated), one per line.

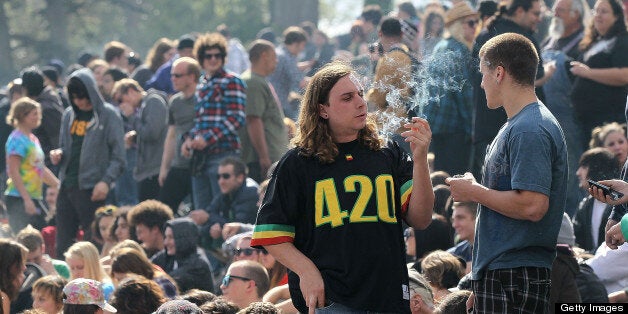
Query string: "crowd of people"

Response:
xmin=0 ymin=0 xmax=627 ymax=313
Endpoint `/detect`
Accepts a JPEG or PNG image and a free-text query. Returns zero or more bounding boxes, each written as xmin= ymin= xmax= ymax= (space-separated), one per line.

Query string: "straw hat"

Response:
xmin=445 ymin=2 xmax=479 ymax=26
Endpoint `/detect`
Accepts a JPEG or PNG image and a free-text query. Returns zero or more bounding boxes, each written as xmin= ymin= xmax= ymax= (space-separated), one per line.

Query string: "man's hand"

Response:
xmin=191 ymin=135 xmax=208 ymax=150
xmin=124 ymin=130 xmax=137 ymax=149
xmin=181 ymin=138 xmax=193 ymax=158
xmin=40 ymin=254 xmax=58 ymax=275
xmin=589 ymin=179 xmax=628 ymax=205
xmin=222 ymin=222 xmax=242 ymax=240
xmin=91 ymin=181 xmax=109 ymax=201
xmin=50 ymin=149 xmax=63 ymax=165
xmin=606 ymin=220 xmax=626 ymax=250
xmin=300 ymin=268 xmax=325 ymax=314
xmin=188 ymin=209 xmax=209 ymax=225
xmin=467 ymin=291 xmax=475 ymax=313
xmin=210 ymin=222 xmax=222 ymax=239
xmin=401 ymin=117 xmax=431 ymax=161
xmin=446 ymin=172 xmax=479 ymax=202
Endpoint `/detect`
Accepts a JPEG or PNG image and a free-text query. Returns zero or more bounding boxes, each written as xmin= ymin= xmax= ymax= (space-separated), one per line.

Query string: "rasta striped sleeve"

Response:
xmin=400 ymin=180 xmax=412 ymax=217
xmin=251 ymin=224 xmax=296 ymax=246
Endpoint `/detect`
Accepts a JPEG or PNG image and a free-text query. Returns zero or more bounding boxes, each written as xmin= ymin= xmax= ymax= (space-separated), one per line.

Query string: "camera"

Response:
xmin=368 ymin=42 xmax=384 ymax=56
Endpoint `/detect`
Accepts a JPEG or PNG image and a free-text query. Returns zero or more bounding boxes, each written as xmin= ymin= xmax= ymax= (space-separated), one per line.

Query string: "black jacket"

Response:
xmin=573 ymin=196 xmax=612 ymax=253
xmin=152 ymin=218 xmax=214 ymax=293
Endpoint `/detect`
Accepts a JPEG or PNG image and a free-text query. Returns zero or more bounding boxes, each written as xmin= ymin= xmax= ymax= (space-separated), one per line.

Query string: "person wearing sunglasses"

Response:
xmin=424 ymin=2 xmax=478 ymax=177
xmin=220 ymin=260 xmax=270 ymax=309
xmin=50 ymin=68 xmax=126 ymax=258
xmin=189 ymin=157 xmax=258 ymax=252
xmin=181 ymin=32 xmax=246 ymax=212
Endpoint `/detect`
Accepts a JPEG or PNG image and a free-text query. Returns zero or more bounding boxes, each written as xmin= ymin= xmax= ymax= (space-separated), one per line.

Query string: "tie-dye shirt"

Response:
xmin=5 ymin=130 xmax=45 ymax=199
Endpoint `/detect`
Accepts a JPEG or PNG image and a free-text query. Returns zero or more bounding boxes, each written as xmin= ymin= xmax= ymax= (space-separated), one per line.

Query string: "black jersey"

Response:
xmin=251 ymin=140 xmax=413 ymax=313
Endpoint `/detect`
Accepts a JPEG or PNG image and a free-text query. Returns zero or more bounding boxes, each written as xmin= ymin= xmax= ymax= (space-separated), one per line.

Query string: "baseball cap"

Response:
xmin=63 ymin=278 xmax=117 ymax=312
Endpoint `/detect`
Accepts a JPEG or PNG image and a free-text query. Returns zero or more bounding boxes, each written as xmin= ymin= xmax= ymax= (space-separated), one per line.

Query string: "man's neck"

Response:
xmin=502 ymin=87 xmax=538 ymax=118
xmin=183 ymin=86 xmax=196 ymax=98
xmin=251 ymin=65 xmax=267 ymax=77
xmin=561 ymin=23 xmax=583 ymax=39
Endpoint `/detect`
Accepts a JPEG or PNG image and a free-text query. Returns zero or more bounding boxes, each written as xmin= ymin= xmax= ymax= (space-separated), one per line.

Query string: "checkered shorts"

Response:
xmin=472 ymin=267 xmax=551 ymax=314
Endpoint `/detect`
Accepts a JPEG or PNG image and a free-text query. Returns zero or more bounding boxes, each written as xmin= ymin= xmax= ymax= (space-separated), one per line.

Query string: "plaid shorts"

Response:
xmin=472 ymin=267 xmax=551 ymax=314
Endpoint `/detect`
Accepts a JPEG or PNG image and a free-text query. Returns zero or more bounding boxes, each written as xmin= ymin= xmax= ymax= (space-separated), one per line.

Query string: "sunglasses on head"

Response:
xmin=204 ymin=53 xmax=225 ymax=60
xmin=96 ymin=205 xmax=117 ymax=217
xmin=222 ymin=274 xmax=252 ymax=287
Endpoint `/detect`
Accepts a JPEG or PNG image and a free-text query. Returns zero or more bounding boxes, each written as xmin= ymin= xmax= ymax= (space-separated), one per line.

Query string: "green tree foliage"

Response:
xmin=1 ymin=0 xmax=270 ymax=83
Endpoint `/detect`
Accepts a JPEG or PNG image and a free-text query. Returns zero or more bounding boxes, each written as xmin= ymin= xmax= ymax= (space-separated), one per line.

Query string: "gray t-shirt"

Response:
xmin=239 ymin=70 xmax=289 ymax=164
xmin=168 ymin=92 xmax=196 ymax=169
xmin=472 ymin=102 xmax=568 ymax=280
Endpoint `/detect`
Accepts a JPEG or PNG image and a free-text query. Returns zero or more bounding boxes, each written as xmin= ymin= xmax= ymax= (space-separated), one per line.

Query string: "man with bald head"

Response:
xmin=239 ymin=39 xmax=289 ymax=182
xmin=158 ymin=57 xmax=201 ymax=212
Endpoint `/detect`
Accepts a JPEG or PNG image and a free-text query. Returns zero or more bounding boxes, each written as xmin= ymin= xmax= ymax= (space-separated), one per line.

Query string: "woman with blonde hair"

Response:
xmin=64 ymin=241 xmax=114 ymax=300
xmin=589 ymin=122 xmax=628 ymax=166
xmin=5 ymin=97 xmax=59 ymax=232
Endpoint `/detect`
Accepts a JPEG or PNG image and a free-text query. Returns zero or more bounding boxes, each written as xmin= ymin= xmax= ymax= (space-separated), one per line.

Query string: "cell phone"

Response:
xmin=588 ymin=179 xmax=624 ymax=201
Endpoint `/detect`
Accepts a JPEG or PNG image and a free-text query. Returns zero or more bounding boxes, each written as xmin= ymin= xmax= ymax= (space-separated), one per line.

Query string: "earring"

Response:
xmin=323 ymin=114 xmax=328 ymax=118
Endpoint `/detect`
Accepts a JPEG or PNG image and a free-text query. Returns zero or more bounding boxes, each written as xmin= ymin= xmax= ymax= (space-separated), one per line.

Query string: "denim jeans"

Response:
xmin=191 ymin=151 xmax=238 ymax=210
xmin=115 ymin=147 xmax=139 ymax=206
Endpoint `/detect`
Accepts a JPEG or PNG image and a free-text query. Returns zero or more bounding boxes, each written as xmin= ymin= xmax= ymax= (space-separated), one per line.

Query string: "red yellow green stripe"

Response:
xmin=400 ymin=180 xmax=413 ymax=215
xmin=251 ymin=224 xmax=296 ymax=246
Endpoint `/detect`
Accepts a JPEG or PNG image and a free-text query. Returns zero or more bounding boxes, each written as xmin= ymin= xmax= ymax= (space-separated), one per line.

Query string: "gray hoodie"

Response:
xmin=58 ymin=68 xmax=126 ymax=189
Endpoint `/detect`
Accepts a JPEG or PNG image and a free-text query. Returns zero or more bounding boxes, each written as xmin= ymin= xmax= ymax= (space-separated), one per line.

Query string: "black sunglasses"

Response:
xmin=222 ymin=274 xmax=252 ymax=287
xmin=234 ymin=247 xmax=267 ymax=256
xmin=170 ymin=73 xmax=188 ymax=78
xmin=204 ymin=53 xmax=225 ymax=60
xmin=217 ymin=173 xmax=232 ymax=180
xmin=466 ymin=20 xmax=479 ymax=27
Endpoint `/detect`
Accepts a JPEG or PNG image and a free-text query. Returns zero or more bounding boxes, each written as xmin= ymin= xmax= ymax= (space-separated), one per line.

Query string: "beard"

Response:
xmin=549 ymin=17 xmax=566 ymax=39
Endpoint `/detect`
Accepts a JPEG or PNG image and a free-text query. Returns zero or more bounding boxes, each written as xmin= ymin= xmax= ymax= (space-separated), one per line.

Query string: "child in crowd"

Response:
xmin=31 ymin=275 xmax=67 ymax=314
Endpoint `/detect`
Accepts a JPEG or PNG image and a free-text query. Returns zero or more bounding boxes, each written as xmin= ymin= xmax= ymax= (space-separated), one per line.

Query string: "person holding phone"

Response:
xmin=5 ymin=97 xmax=59 ymax=232
xmin=589 ymin=177 xmax=628 ymax=248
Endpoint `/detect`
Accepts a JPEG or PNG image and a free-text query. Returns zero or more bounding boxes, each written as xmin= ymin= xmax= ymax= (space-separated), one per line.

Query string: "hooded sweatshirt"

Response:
xmin=58 ymin=68 xmax=126 ymax=189
xmin=33 ymin=86 xmax=64 ymax=167
xmin=152 ymin=218 xmax=214 ymax=293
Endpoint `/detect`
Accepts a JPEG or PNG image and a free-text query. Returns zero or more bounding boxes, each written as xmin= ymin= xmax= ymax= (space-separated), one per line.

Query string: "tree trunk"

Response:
xmin=0 ymin=0 xmax=16 ymax=82
xmin=43 ymin=0 xmax=69 ymax=64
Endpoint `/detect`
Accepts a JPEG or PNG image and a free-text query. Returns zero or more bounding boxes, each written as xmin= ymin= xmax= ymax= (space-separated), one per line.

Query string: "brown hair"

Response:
xmin=110 ymin=275 xmax=167 ymax=314
xmin=0 ymin=239 xmax=28 ymax=300
xmin=6 ymin=97 xmax=40 ymax=127
xmin=194 ymin=32 xmax=228 ymax=67
xmin=420 ymin=250 xmax=464 ymax=290
xmin=16 ymin=224 xmax=44 ymax=252
xmin=292 ymin=61 xmax=382 ymax=163
xmin=146 ymin=38 xmax=176 ymax=73
xmin=32 ymin=275 xmax=67 ymax=312
xmin=479 ymin=33 xmax=538 ymax=87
